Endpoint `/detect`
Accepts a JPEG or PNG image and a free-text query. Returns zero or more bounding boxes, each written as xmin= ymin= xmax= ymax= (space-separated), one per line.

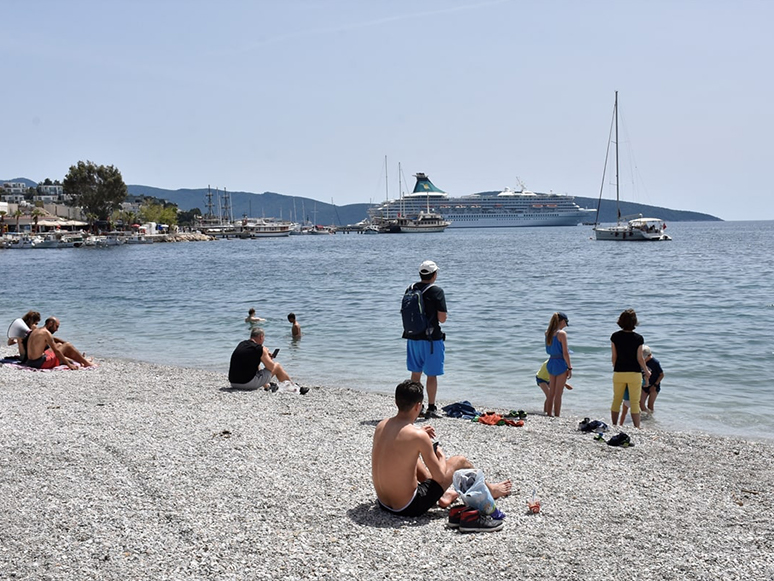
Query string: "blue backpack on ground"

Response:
xmin=401 ymin=283 xmax=435 ymax=339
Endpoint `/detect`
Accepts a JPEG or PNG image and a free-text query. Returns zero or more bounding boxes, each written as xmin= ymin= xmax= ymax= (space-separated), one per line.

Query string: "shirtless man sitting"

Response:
xmin=372 ymin=379 xmax=511 ymax=517
xmin=25 ymin=317 xmax=93 ymax=370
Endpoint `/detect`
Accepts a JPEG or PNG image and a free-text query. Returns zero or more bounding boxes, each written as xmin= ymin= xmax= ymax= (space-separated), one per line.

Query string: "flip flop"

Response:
xmin=517 ymin=410 xmax=527 ymax=419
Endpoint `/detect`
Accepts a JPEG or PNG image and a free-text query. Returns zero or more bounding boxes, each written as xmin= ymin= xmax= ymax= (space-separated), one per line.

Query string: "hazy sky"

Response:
xmin=3 ymin=0 xmax=771 ymax=220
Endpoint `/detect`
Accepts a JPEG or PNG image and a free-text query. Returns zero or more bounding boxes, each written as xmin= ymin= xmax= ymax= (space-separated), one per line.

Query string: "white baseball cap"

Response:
xmin=419 ymin=260 xmax=438 ymax=275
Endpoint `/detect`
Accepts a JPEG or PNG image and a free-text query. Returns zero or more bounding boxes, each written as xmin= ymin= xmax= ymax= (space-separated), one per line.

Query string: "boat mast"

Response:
xmin=398 ymin=162 xmax=404 ymax=218
xmin=614 ymin=90 xmax=621 ymax=224
xmin=385 ymin=155 xmax=389 ymax=220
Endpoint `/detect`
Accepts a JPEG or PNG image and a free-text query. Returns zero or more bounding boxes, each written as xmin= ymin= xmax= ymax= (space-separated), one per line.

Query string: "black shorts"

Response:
xmin=377 ymin=479 xmax=445 ymax=517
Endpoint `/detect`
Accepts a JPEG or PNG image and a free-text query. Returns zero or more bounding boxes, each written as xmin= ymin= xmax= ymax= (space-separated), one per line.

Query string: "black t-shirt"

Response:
xmin=228 ymin=340 xmax=263 ymax=384
xmin=610 ymin=330 xmax=644 ymax=373
xmin=646 ymin=357 xmax=663 ymax=386
xmin=403 ymin=282 xmax=447 ymax=341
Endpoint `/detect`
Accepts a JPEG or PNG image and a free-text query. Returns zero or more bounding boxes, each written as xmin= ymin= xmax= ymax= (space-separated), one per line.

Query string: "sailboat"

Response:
xmin=593 ymin=91 xmax=671 ymax=241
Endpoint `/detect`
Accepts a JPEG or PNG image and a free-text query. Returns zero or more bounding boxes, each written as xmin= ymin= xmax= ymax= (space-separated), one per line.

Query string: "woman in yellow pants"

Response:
xmin=610 ymin=309 xmax=650 ymax=428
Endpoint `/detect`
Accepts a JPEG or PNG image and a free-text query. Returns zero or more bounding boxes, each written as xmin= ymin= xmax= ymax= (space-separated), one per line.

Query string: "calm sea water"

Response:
xmin=2 ymin=221 xmax=773 ymax=441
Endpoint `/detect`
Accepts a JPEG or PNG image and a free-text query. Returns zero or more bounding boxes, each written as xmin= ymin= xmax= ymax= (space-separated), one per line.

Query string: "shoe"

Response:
xmin=299 ymin=386 xmax=310 ymax=395
xmin=459 ymin=510 xmax=505 ymax=533
xmin=594 ymin=432 xmax=606 ymax=442
xmin=447 ymin=505 xmax=477 ymax=528
xmin=424 ymin=406 xmax=442 ymax=419
xmin=517 ymin=410 xmax=527 ymax=419
xmin=269 ymin=382 xmax=279 ymax=393
xmin=277 ymin=380 xmax=298 ymax=393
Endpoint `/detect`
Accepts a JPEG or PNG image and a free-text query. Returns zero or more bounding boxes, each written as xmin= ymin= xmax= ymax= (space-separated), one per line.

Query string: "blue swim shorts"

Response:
xmin=406 ymin=339 xmax=445 ymax=377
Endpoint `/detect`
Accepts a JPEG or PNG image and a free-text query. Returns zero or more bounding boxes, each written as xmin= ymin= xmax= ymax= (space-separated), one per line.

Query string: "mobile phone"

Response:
xmin=271 ymin=348 xmax=280 ymax=358
xmin=433 ymin=441 xmax=440 ymax=452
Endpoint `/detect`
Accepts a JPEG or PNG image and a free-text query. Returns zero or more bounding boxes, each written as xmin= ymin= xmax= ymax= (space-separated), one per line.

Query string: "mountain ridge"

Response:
xmin=2 ymin=178 xmax=722 ymax=224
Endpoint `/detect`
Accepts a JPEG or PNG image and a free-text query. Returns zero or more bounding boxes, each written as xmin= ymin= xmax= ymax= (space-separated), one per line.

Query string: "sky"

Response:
xmin=2 ymin=0 xmax=772 ymax=221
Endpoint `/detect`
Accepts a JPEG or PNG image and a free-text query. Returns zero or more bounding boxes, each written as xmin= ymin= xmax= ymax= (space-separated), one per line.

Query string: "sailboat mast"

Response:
xmin=613 ymin=91 xmax=621 ymax=222
xmin=385 ymin=155 xmax=389 ymax=220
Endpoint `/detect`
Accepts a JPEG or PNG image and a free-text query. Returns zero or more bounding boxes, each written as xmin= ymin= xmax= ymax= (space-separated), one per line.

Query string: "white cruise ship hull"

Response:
xmin=445 ymin=211 xmax=592 ymax=228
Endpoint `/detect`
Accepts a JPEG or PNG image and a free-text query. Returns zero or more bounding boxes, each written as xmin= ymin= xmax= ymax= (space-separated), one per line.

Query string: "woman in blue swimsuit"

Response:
xmin=544 ymin=312 xmax=572 ymax=417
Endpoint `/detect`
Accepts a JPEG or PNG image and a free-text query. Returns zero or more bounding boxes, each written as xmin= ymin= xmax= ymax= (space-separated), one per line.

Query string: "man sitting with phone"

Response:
xmin=228 ymin=328 xmax=308 ymax=394
xmin=372 ymin=380 xmax=510 ymax=517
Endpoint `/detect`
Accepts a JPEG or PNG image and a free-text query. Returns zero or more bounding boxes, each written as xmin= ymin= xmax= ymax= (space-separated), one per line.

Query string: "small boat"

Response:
xmin=33 ymin=234 xmax=61 ymax=248
xmin=7 ymin=235 xmax=42 ymax=249
xmin=396 ymin=210 xmax=451 ymax=233
xmin=236 ymin=218 xmax=292 ymax=238
xmin=593 ymin=92 xmax=671 ymax=242
xmin=61 ymin=234 xmax=84 ymax=248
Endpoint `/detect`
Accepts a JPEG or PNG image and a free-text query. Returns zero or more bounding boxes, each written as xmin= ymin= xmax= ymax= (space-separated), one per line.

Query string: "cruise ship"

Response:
xmin=368 ymin=173 xmax=594 ymax=229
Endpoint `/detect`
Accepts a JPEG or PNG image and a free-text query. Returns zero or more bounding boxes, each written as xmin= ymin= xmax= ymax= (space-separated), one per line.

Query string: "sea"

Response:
xmin=2 ymin=221 xmax=773 ymax=442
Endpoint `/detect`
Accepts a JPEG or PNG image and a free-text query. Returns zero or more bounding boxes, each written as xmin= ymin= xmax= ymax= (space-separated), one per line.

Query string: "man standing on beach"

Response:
xmin=25 ymin=317 xmax=93 ymax=369
xmin=228 ymin=328 xmax=308 ymax=394
xmin=403 ymin=260 xmax=447 ymax=419
xmin=372 ymin=380 xmax=511 ymax=518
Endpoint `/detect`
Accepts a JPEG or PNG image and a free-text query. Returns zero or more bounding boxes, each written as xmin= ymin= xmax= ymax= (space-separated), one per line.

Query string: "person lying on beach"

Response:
xmin=228 ymin=327 xmax=308 ymax=394
xmin=536 ymin=359 xmax=573 ymax=415
xmin=371 ymin=379 xmax=511 ymax=518
xmin=25 ymin=317 xmax=94 ymax=370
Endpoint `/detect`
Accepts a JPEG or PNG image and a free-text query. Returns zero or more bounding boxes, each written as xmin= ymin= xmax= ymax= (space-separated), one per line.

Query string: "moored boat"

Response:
xmin=236 ymin=218 xmax=292 ymax=238
xmin=396 ymin=210 xmax=450 ymax=233
xmin=592 ymin=92 xmax=671 ymax=242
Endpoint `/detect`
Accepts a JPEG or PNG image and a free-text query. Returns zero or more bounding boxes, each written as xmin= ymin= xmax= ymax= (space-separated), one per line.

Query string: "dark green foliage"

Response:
xmin=63 ymin=161 xmax=128 ymax=221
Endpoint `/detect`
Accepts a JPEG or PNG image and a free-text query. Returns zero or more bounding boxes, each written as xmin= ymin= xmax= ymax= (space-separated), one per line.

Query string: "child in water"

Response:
xmin=287 ymin=312 xmax=301 ymax=338
xmin=245 ymin=308 xmax=265 ymax=328
xmin=620 ymin=345 xmax=664 ymax=422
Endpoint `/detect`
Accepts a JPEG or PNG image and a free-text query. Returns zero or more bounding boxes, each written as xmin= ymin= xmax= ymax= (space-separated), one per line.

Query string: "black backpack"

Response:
xmin=401 ymin=283 xmax=435 ymax=338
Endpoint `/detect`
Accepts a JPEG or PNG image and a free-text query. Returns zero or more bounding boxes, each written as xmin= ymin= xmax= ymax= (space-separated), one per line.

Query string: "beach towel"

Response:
xmin=0 ymin=358 xmax=93 ymax=372
xmin=475 ymin=412 xmax=524 ymax=427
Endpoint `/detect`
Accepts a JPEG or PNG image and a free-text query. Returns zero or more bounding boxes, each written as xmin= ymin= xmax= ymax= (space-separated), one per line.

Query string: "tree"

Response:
xmin=139 ymin=201 xmax=178 ymax=226
xmin=177 ymin=207 xmax=202 ymax=227
xmin=0 ymin=210 xmax=6 ymax=234
xmin=63 ymin=161 xmax=128 ymax=221
xmin=31 ymin=208 xmax=45 ymax=233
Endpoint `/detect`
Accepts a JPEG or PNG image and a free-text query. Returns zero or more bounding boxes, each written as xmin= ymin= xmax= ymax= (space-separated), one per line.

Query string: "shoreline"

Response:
xmin=61 ymin=351 xmax=774 ymax=446
xmin=1 ymin=350 xmax=773 ymax=579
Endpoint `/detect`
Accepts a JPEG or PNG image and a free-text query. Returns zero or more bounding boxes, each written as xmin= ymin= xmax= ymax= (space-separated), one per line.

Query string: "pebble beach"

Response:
xmin=1 ymin=347 xmax=772 ymax=581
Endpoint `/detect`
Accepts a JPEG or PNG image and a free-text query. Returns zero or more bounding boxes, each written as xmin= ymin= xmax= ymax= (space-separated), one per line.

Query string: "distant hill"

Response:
xmin=1 ymin=177 xmax=37 ymax=188
xmin=131 ymin=185 xmax=721 ymax=225
xmin=570 ymin=196 xmax=718 ymax=223
xmin=127 ymin=185 xmax=371 ymax=226
xmin=4 ymin=178 xmax=721 ymax=224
